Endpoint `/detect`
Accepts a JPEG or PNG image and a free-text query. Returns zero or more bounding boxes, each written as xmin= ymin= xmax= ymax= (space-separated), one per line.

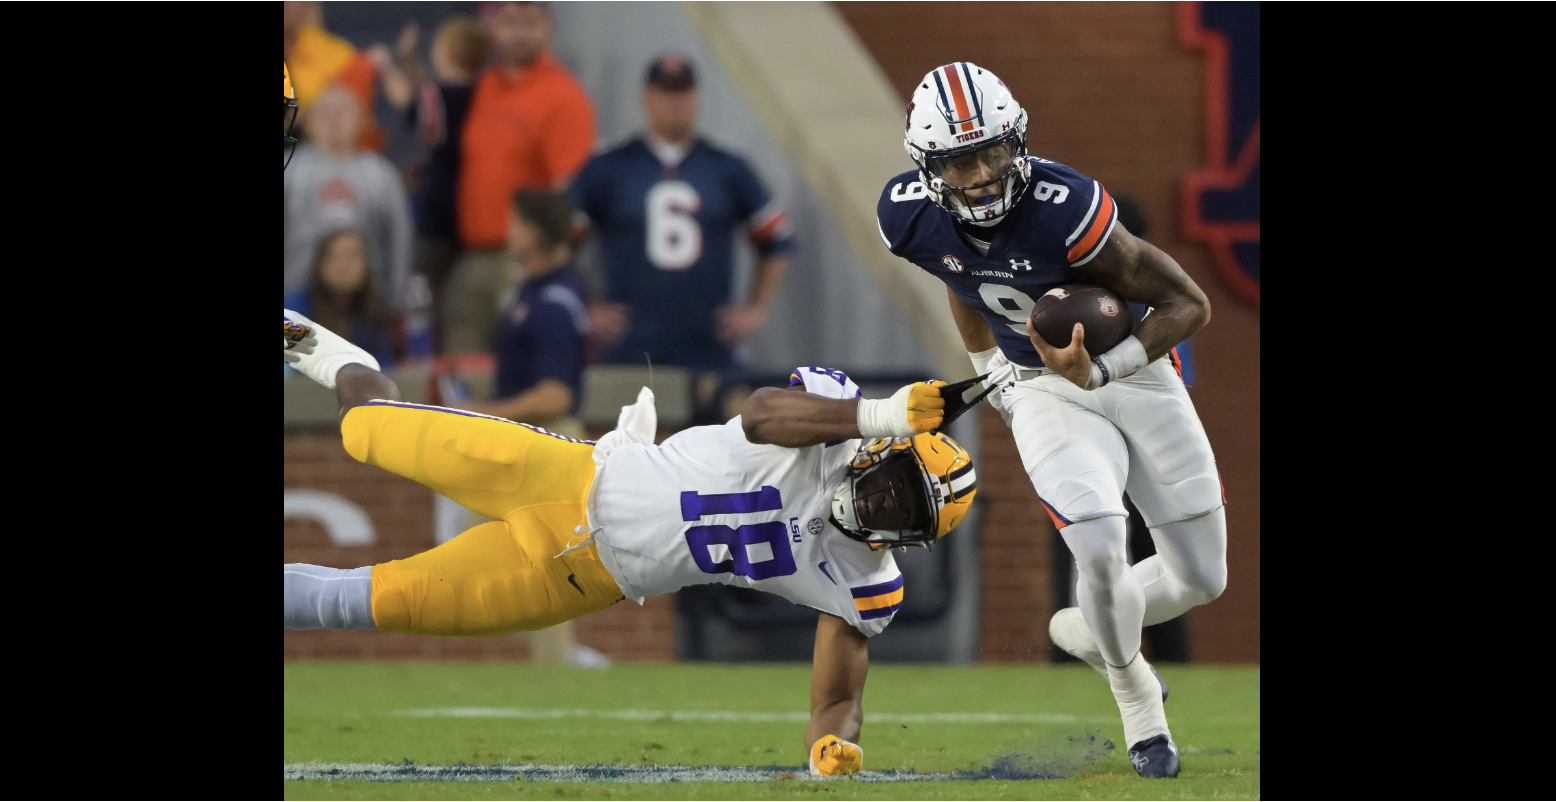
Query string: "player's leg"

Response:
xmin=1104 ymin=358 xmax=1227 ymax=624
xmin=287 ymin=516 xmax=622 ymax=636
xmin=1007 ymin=377 xmax=1173 ymax=773
xmin=372 ymin=516 xmax=622 ymax=636
xmin=340 ymin=401 xmax=597 ymax=522
xmin=1003 ymin=377 xmax=1144 ymax=666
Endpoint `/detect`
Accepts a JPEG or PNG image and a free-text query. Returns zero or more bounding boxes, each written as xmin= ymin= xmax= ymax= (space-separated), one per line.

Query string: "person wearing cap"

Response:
xmin=572 ymin=54 xmax=792 ymax=375
xmin=444 ymin=0 xmax=597 ymax=355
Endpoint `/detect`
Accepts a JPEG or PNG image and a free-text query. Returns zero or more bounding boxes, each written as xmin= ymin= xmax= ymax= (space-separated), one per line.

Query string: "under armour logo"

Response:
xmin=1129 ymin=751 xmax=1148 ymax=770
xmin=1010 ymin=259 xmax=1032 ymax=271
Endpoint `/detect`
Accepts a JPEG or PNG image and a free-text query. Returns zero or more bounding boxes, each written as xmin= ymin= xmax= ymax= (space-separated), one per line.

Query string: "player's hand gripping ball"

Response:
xmin=284 ymin=315 xmax=318 ymax=364
xmin=905 ymin=380 xmax=946 ymax=434
xmin=810 ymin=735 xmax=863 ymax=776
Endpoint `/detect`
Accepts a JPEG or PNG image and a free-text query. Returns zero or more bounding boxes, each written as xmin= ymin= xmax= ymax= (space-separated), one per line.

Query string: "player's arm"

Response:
xmin=741 ymin=382 xmax=944 ymax=448
xmin=946 ymin=285 xmax=997 ymax=352
xmin=1031 ymin=220 xmax=1210 ymax=389
xmin=1081 ymin=221 xmax=1210 ymax=361
xmin=805 ymin=613 xmax=868 ymax=775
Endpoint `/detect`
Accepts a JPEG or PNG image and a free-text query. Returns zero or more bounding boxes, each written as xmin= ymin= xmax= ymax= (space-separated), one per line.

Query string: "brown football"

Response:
xmin=1028 ymin=284 xmax=1135 ymax=354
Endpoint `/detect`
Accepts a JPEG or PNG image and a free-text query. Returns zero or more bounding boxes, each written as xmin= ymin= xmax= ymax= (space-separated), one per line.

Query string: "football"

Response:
xmin=1028 ymin=284 xmax=1135 ymax=355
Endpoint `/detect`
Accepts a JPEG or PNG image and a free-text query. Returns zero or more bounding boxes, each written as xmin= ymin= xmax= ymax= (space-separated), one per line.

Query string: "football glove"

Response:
xmin=284 ymin=315 xmax=318 ymax=363
xmin=856 ymin=380 xmax=945 ymax=438
xmin=809 ymin=734 xmax=863 ymax=777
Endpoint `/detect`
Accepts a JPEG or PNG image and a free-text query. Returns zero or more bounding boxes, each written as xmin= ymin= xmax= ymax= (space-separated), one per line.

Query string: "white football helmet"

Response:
xmin=903 ymin=62 xmax=1031 ymax=226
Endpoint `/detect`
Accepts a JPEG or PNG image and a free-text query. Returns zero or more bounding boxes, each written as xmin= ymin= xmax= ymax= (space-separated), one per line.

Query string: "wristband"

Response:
xmin=968 ymin=346 xmax=1001 ymax=376
xmin=1089 ymin=358 xmax=1109 ymax=390
xmin=856 ymin=385 xmax=916 ymax=439
xmin=1095 ymin=336 xmax=1148 ymax=388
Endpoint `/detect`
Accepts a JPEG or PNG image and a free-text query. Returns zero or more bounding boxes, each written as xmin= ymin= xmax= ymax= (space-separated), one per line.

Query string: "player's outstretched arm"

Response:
xmin=805 ymin=613 xmax=868 ymax=776
xmin=1079 ymin=221 xmax=1211 ymax=362
xmin=742 ymin=382 xmax=945 ymax=448
xmin=336 ymin=363 xmax=402 ymax=413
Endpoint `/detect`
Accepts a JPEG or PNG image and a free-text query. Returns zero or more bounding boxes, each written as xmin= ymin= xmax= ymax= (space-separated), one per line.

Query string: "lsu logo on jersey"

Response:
xmin=1179 ymin=1 xmax=1259 ymax=308
xmin=941 ymin=255 xmax=964 ymax=273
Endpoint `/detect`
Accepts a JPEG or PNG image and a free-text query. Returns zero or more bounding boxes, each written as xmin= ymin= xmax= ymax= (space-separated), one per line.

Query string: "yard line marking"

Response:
xmin=393 ymin=708 xmax=1081 ymax=724
xmin=285 ymin=762 xmax=963 ymax=783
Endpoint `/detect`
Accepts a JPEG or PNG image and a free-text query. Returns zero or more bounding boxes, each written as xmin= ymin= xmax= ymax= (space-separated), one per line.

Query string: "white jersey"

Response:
xmin=586 ymin=368 xmax=905 ymax=637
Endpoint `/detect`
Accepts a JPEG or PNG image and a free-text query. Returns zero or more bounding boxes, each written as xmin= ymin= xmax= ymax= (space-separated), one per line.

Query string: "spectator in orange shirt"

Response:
xmin=443 ymin=0 xmax=596 ymax=354
xmin=283 ymin=0 xmax=383 ymax=153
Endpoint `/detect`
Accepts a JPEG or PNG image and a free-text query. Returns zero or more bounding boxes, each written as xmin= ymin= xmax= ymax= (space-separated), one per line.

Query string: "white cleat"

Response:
xmin=1049 ymin=607 xmax=1167 ymax=702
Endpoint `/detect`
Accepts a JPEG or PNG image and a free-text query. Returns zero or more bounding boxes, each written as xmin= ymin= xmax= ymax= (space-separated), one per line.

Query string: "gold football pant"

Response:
xmin=340 ymin=401 xmax=623 ymax=637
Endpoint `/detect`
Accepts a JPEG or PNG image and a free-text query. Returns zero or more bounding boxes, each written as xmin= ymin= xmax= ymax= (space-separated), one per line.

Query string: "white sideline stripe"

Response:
xmin=395 ymin=707 xmax=1079 ymax=724
xmin=285 ymin=762 xmax=961 ymax=784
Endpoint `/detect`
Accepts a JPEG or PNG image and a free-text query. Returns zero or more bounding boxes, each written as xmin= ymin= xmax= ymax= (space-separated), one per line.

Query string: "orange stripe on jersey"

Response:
xmin=1067 ymin=187 xmax=1116 ymax=264
xmin=1169 ymin=347 xmax=1183 ymax=379
xmin=749 ymin=210 xmax=787 ymax=243
xmin=854 ymin=587 xmax=905 ymax=612
xmin=943 ymin=65 xmax=974 ymax=132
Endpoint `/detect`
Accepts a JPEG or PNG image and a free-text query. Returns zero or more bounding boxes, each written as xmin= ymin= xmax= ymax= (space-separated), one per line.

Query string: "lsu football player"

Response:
xmin=282 ymin=318 xmax=976 ymax=777
xmin=876 ymin=63 xmax=1226 ymax=778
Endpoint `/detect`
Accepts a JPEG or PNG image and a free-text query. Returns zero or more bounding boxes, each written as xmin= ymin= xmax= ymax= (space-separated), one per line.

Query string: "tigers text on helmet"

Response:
xmin=903 ymin=62 xmax=1030 ymax=226
xmin=284 ymin=63 xmax=299 ymax=170
xmin=829 ymin=432 xmax=977 ymax=549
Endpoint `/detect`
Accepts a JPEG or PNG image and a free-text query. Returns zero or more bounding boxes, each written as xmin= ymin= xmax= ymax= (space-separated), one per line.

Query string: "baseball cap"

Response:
xmin=646 ymin=54 xmax=696 ymax=91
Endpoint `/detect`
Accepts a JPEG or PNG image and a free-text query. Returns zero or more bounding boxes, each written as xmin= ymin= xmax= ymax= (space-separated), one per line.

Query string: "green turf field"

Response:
xmin=284 ymin=661 xmax=1258 ymax=800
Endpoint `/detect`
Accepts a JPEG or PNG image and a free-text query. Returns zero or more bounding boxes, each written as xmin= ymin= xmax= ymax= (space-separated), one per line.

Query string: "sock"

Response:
xmin=1106 ymin=653 xmax=1169 ymax=747
xmin=284 ymin=564 xmax=375 ymax=630
xmin=283 ymin=309 xmax=380 ymax=390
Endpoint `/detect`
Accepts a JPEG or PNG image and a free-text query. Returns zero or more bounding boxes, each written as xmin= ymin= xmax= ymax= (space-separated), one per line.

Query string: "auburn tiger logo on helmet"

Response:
xmin=829 ymin=432 xmax=977 ymax=549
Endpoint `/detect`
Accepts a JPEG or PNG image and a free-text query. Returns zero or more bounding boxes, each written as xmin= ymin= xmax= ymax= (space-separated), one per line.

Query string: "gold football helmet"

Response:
xmin=284 ymin=63 xmax=299 ymax=169
xmin=829 ymin=431 xmax=977 ymax=549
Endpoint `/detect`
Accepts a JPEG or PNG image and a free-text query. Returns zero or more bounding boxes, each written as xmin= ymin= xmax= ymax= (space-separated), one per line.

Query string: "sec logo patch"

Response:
xmin=942 ymin=255 xmax=964 ymax=273
xmin=807 ymin=518 xmax=825 ymax=535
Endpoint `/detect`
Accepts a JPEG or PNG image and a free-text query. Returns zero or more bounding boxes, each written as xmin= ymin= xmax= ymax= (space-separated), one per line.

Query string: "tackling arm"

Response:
xmin=805 ymin=613 xmax=868 ymax=771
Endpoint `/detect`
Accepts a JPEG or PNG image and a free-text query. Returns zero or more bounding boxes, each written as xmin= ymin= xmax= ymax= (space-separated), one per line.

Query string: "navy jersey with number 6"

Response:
xmin=573 ymin=137 xmax=793 ymax=369
xmin=876 ymin=156 xmax=1118 ymax=368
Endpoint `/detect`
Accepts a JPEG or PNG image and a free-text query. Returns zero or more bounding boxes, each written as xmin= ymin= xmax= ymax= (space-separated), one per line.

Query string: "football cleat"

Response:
xmin=1126 ymin=733 xmax=1180 ymax=779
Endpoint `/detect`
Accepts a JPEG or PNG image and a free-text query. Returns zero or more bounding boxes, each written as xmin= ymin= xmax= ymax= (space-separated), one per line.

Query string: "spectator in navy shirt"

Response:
xmin=458 ymin=189 xmax=588 ymax=433
xmin=573 ymin=54 xmax=792 ymax=371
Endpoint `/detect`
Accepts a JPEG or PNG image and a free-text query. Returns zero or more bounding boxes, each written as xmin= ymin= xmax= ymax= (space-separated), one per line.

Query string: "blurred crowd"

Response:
xmin=284 ymin=0 xmax=791 ymax=430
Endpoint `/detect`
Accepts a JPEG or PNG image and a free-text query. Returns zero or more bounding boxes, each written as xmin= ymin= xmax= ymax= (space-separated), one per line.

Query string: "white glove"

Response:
xmin=283 ymin=309 xmax=380 ymax=389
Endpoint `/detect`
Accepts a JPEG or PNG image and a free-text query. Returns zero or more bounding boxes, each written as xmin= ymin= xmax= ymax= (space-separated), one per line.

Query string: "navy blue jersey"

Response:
xmin=572 ymin=137 xmax=793 ymax=369
xmin=876 ymin=156 xmax=1119 ymax=368
xmin=495 ymin=266 xmax=589 ymax=410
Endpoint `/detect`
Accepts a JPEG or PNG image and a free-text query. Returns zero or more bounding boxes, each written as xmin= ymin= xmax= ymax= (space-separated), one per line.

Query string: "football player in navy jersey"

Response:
xmin=877 ymin=63 xmax=1226 ymax=779
xmin=572 ymin=54 xmax=792 ymax=370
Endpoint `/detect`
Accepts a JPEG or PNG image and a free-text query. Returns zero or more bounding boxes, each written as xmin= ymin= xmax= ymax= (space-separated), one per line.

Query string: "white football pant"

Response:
xmin=997 ymin=358 xmax=1226 ymax=666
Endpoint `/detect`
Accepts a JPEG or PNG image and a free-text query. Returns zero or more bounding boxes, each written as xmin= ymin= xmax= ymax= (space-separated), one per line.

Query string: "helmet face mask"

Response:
xmin=918 ymin=132 xmax=1029 ymax=225
xmin=829 ymin=434 xmax=978 ymax=550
